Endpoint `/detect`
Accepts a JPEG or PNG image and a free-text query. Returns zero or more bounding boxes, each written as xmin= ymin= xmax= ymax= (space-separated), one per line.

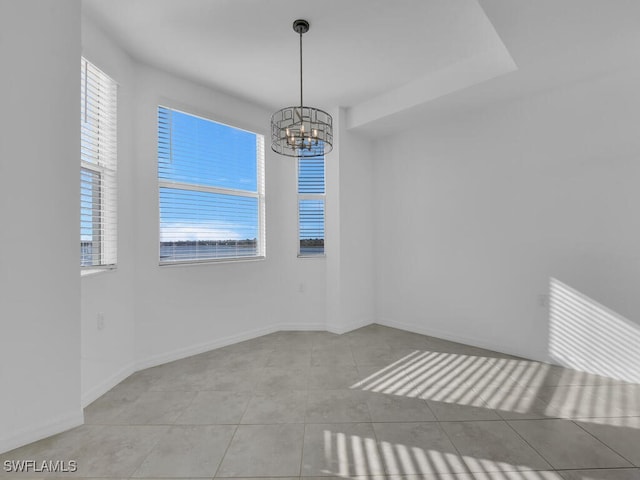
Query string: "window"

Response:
xmin=298 ymin=156 xmax=325 ymax=256
xmin=81 ymin=58 xmax=117 ymax=268
xmin=158 ymin=106 xmax=265 ymax=264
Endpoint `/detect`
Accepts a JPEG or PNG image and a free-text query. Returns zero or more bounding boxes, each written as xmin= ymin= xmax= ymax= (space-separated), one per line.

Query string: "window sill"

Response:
xmin=81 ymin=266 xmax=116 ymax=277
xmin=297 ymin=254 xmax=326 ymax=259
xmin=159 ymin=256 xmax=266 ymax=267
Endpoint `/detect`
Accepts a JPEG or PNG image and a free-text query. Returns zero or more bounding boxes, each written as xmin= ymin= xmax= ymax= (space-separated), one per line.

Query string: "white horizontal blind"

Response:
xmin=81 ymin=58 xmax=117 ymax=267
xmin=298 ymin=157 xmax=325 ymax=256
xmin=158 ymin=106 xmax=265 ymax=264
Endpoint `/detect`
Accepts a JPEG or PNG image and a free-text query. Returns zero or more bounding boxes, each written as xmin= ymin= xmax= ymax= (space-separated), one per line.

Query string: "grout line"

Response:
xmin=211 ymin=423 xmax=240 ymax=479
xmin=503 ymin=418 xmax=555 ymax=471
xmin=212 ymin=388 xmax=255 ymax=478
xmin=299 ymin=421 xmax=307 ymax=477
xmin=571 ymin=419 xmax=637 ymax=467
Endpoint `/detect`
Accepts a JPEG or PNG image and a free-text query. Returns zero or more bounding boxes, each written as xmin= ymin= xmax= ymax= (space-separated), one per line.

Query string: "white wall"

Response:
xmin=80 ymin=16 xmax=137 ymax=406
xmin=75 ymin=9 xmax=376 ymax=403
xmin=132 ymin=64 xmax=330 ymax=368
xmin=324 ymin=110 xmax=376 ymax=334
xmin=0 ymin=0 xmax=83 ymax=453
xmin=373 ymin=66 xmax=640 ymax=370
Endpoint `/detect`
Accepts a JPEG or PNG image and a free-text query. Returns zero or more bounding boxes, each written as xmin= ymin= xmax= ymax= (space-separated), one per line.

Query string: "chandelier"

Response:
xmin=271 ymin=19 xmax=333 ymax=158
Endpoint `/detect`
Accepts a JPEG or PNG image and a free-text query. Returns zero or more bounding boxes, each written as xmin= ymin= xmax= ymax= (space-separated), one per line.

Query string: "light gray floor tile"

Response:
xmin=0 ymin=425 xmax=167 ymax=477
xmin=592 ymin=384 xmax=640 ymax=417
xmin=478 ymin=383 xmax=625 ymax=420
xmin=302 ymin=423 xmax=384 ymax=476
xmin=513 ymin=364 xmax=629 ymax=388
xmin=350 ymin=345 xmax=400 ymax=366
xmin=174 ymin=391 xmax=250 ymax=424
xmin=205 ymin=347 xmax=272 ymax=370
xmin=198 ymin=367 xmax=265 ymax=391
xmin=385 ymin=472 xmax=565 ymax=480
xmin=574 ymin=417 xmax=640 ymax=466
xmin=427 ymin=398 xmax=502 ymax=422
xmin=311 ymin=345 xmax=356 ymax=366
xmin=145 ymin=368 xmax=211 ymax=391
xmin=372 ymin=422 xmax=467 ymax=476
xmin=242 ymin=390 xmax=307 ymax=424
xmin=311 ymin=333 xmax=353 ymax=349
xmin=306 ymin=390 xmax=371 ymax=423
xmin=132 ymin=425 xmax=235 ymax=477
xmin=351 ymin=362 xmax=414 ymax=395
xmin=217 ymin=478 xmax=299 ymax=480
xmin=308 ymin=365 xmax=363 ymax=390
xmin=107 ymin=390 xmax=197 ymax=425
xmin=441 ymin=420 xmax=551 ymax=472
xmin=365 ymin=392 xmax=436 ymax=422
xmin=418 ymin=383 xmax=493 ymax=407
xmin=266 ymin=348 xmax=312 ymax=367
xmin=538 ymin=385 xmax=628 ymax=419
xmin=83 ymin=387 xmax=142 ymax=424
xmin=559 ymin=469 xmax=640 ymax=480
xmin=508 ymin=419 xmax=632 ymax=469
xmin=9 ymin=326 xmax=639 ymax=480
xmin=271 ymin=331 xmax=317 ymax=346
xmin=485 ymin=386 xmax=556 ymax=420
xmin=217 ymin=424 xmax=304 ymax=477
xmin=253 ymin=365 xmax=310 ymax=392
xmin=303 ymin=477 xmax=386 ymax=480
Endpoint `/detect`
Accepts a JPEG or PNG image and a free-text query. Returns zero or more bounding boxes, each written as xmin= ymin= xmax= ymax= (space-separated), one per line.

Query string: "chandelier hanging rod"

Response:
xmin=294 ymin=19 xmax=308 ymax=113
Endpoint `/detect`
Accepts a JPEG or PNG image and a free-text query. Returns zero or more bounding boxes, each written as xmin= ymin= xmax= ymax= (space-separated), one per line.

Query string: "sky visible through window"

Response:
xmin=158 ymin=107 xmax=260 ymax=247
xmin=158 ymin=107 xmax=325 ymax=261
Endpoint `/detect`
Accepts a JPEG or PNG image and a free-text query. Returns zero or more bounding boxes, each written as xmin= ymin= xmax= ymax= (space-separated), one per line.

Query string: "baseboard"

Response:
xmin=0 ymin=410 xmax=84 ymax=455
xmin=326 ymin=318 xmax=373 ymax=335
xmin=81 ymin=362 xmax=136 ymax=408
xmin=278 ymin=322 xmax=327 ymax=331
xmin=134 ymin=319 xmax=378 ymax=372
xmin=134 ymin=323 xmax=283 ymax=371
xmin=376 ymin=317 xmax=548 ymax=363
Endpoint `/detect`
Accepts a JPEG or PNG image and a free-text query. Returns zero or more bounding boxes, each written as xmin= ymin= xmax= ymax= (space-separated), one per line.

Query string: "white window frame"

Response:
xmin=81 ymin=57 xmax=117 ymax=270
xmin=157 ymin=106 xmax=266 ymax=265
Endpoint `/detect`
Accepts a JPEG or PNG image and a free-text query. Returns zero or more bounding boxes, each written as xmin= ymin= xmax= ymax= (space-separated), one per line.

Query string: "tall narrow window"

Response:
xmin=81 ymin=58 xmax=117 ymax=268
xmin=298 ymin=157 xmax=325 ymax=256
xmin=158 ymin=106 xmax=265 ymax=264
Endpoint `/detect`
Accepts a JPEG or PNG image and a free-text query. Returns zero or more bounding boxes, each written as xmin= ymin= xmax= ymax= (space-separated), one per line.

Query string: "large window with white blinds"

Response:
xmin=298 ymin=157 xmax=325 ymax=256
xmin=81 ymin=58 xmax=117 ymax=268
xmin=158 ymin=106 xmax=265 ymax=264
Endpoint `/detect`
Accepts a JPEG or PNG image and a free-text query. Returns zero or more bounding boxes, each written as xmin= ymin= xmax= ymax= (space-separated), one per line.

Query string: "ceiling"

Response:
xmin=82 ymin=0 xmax=640 ymax=135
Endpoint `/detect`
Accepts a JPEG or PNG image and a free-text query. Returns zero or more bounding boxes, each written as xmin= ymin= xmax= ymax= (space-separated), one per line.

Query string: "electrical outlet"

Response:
xmin=97 ymin=312 xmax=105 ymax=330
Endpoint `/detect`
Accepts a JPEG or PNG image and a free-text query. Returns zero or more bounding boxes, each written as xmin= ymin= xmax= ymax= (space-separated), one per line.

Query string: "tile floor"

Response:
xmin=2 ymin=324 xmax=639 ymax=479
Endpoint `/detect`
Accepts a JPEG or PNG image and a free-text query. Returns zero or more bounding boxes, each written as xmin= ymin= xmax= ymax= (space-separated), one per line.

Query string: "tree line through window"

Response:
xmin=157 ymin=106 xmax=265 ymax=264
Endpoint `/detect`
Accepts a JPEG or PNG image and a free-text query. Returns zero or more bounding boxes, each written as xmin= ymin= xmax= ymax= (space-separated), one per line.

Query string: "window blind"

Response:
xmin=158 ymin=106 xmax=265 ymax=264
xmin=81 ymin=58 xmax=117 ymax=267
xmin=298 ymin=157 xmax=325 ymax=256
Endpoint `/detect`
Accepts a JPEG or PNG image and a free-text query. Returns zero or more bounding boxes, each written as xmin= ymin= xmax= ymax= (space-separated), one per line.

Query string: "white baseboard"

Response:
xmin=278 ymin=322 xmax=327 ymax=331
xmin=327 ymin=318 xmax=373 ymax=335
xmin=81 ymin=362 xmax=136 ymax=408
xmin=0 ymin=410 xmax=84 ymax=455
xmin=376 ymin=317 xmax=548 ymax=363
xmin=134 ymin=319 xmax=376 ymax=372
xmin=135 ymin=323 xmax=282 ymax=371
xmin=82 ymin=321 xmax=347 ymax=409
